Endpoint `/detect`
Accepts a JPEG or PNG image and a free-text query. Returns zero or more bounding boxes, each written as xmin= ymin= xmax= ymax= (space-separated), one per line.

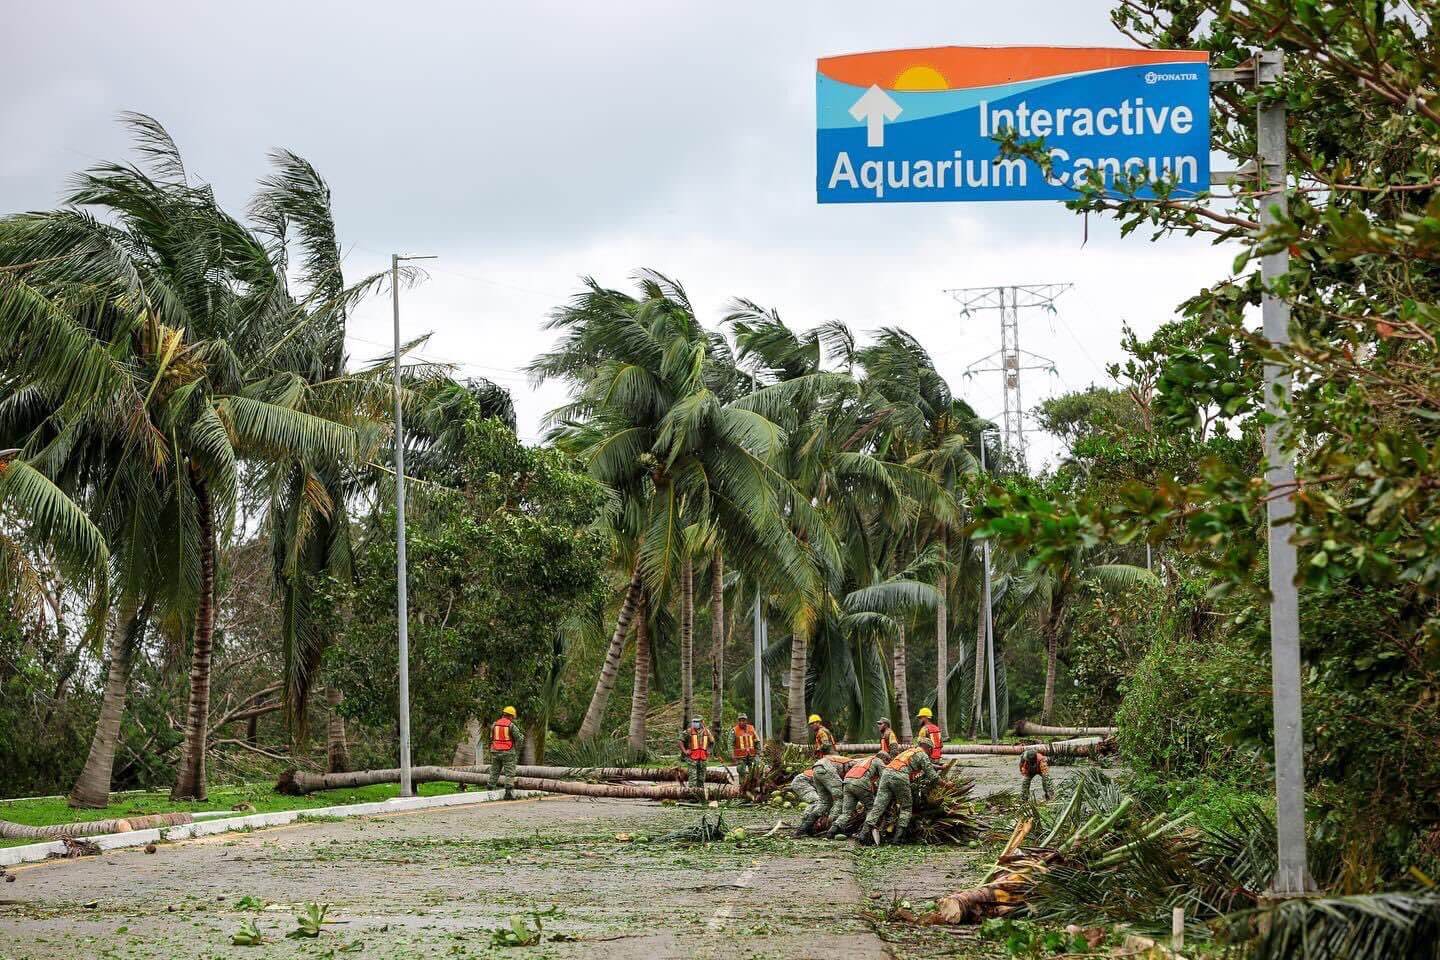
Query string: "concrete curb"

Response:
xmin=0 ymin=788 xmax=542 ymax=867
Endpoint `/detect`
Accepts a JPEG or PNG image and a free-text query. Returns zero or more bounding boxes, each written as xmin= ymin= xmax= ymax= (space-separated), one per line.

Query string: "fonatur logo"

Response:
xmin=1145 ymin=70 xmax=1200 ymax=83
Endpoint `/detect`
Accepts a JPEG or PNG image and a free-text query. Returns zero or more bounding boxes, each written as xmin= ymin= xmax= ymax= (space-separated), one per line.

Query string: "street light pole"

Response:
xmin=391 ymin=253 xmax=435 ymax=799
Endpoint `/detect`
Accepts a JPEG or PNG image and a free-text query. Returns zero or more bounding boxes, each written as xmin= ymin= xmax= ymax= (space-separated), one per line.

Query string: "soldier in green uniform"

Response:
xmin=1019 ymin=746 xmax=1054 ymax=802
xmin=487 ymin=707 xmax=524 ymax=800
xmin=789 ymin=768 xmax=821 ymax=837
xmin=798 ymin=756 xmax=849 ymax=836
xmin=827 ymin=750 xmax=890 ymax=839
xmin=858 ymin=745 xmax=939 ymax=844
xmin=728 ymin=713 xmax=761 ymax=782
xmin=875 ymin=717 xmax=901 ymax=755
xmin=679 ymin=717 xmax=715 ymax=797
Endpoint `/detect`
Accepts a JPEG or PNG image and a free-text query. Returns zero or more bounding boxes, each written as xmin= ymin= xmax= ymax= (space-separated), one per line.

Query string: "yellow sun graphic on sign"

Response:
xmin=893 ymin=65 xmax=948 ymax=90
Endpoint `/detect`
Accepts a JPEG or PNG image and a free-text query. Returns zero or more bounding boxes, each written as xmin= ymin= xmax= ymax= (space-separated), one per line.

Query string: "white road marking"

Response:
xmin=705 ymin=867 xmax=757 ymax=931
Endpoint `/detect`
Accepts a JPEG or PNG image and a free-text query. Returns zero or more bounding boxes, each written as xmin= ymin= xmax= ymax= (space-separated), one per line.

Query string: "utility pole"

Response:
xmin=980 ymin=428 xmax=1000 ymax=744
xmin=1212 ymin=51 xmax=1313 ymax=895
xmin=390 ymin=253 xmax=435 ymax=799
xmin=949 ymin=284 xmax=1069 ymax=469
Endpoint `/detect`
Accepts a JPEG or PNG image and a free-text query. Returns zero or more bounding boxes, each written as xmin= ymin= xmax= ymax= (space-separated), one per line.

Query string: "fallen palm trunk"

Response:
xmin=277 ymin=765 xmax=740 ymax=801
xmin=1013 ymin=722 xmax=1117 ymax=737
xmin=277 ymin=763 xmax=726 ymax=795
xmin=0 ymin=812 xmax=193 ymax=841
xmin=838 ymin=737 xmax=1112 ymax=757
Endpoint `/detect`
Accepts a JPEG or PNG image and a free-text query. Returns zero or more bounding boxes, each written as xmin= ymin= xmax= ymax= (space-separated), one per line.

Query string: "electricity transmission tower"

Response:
xmin=949 ymin=284 xmax=1070 ymax=469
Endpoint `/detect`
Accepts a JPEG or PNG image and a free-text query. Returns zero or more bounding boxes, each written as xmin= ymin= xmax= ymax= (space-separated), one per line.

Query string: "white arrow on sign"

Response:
xmin=849 ymin=84 xmax=902 ymax=148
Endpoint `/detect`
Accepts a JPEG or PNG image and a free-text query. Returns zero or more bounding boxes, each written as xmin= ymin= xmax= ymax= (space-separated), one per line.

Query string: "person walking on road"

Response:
xmin=914 ymin=707 xmax=944 ymax=762
xmin=1019 ymin=745 xmax=1055 ymax=802
xmin=729 ymin=713 xmax=761 ymax=782
xmin=808 ymin=713 xmax=836 ymax=758
xmin=680 ymin=717 xmax=715 ymax=798
xmin=827 ymin=750 xmax=890 ymax=839
xmin=488 ymin=707 xmax=524 ymax=800
xmin=858 ymin=746 xmax=939 ymax=845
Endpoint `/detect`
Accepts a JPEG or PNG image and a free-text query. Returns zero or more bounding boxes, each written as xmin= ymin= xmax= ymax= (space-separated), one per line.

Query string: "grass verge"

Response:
xmin=0 ymin=780 xmax=472 ymax=847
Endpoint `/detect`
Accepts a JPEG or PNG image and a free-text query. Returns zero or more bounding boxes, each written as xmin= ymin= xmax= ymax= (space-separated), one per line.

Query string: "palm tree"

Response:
xmin=0 ymin=116 xmax=365 ymax=802
xmin=855 ymin=329 xmax=983 ymax=738
xmin=1004 ymin=548 xmax=1160 ymax=721
xmin=533 ymin=273 xmax=817 ymax=742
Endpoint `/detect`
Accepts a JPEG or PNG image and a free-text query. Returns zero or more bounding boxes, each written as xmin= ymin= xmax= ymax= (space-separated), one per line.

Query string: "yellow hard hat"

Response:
xmin=807 ymin=714 xmax=822 ymax=724
xmin=502 ymin=706 xmax=517 ymax=717
xmin=917 ymin=707 xmax=933 ymax=719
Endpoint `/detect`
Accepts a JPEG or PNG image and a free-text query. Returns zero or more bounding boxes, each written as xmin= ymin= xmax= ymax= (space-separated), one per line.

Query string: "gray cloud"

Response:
xmin=4 ymin=0 xmax=1233 ymax=465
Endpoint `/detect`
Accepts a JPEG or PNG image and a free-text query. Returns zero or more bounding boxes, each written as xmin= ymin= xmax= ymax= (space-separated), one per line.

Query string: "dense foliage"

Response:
xmin=977 ymin=0 xmax=1440 ymax=885
xmin=326 ymin=416 xmax=608 ymax=760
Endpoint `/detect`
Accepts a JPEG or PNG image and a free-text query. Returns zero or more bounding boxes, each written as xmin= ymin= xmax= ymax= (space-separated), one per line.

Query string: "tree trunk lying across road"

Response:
xmin=0 ymin=812 xmax=193 ymax=841
xmin=1013 ymin=721 xmax=1117 ymax=737
xmin=277 ymin=765 xmax=740 ymax=800
xmin=277 ymin=763 xmax=729 ymax=795
xmin=835 ymin=737 xmax=1114 ymax=757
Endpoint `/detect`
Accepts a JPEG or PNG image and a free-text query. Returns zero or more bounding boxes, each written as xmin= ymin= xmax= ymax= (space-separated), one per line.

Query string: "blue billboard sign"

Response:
xmin=817 ymin=46 xmax=1210 ymax=203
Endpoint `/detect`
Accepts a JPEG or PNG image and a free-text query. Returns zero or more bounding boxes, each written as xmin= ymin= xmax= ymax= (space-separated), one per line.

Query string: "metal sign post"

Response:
xmin=1212 ymin=50 xmax=1313 ymax=895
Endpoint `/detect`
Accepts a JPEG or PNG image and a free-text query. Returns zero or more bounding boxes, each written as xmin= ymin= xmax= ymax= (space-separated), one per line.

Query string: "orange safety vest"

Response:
xmin=812 ymin=725 xmax=834 ymax=756
xmin=685 ymin=729 xmax=712 ymax=761
xmin=918 ymin=721 xmax=944 ymax=761
xmin=844 ymin=757 xmax=876 ymax=781
xmin=886 ymin=747 xmax=927 ymax=779
xmin=732 ymin=723 xmax=758 ymax=758
xmin=491 ymin=717 xmax=515 ymax=752
xmin=879 ymin=728 xmax=900 ymax=754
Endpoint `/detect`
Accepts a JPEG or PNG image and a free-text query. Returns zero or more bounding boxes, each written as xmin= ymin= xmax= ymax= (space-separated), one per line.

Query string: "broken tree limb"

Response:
xmin=277 ymin=764 xmax=729 ymax=796
xmin=1013 ymin=721 xmax=1117 ymax=737
xmin=0 ymin=812 xmax=193 ymax=841
xmin=836 ymin=737 xmax=1114 ymax=757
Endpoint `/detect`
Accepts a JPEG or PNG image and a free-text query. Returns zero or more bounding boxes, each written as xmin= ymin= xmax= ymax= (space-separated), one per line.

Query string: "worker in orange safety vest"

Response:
xmin=678 ymin=717 xmax=714 ymax=796
xmin=914 ymin=707 xmax=945 ymax=761
xmin=487 ymin=707 xmax=524 ymax=800
xmin=729 ymin=713 xmax=762 ymax=781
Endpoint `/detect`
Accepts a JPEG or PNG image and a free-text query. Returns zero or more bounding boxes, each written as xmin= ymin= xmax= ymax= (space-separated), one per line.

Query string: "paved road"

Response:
xmin=0 ymin=756 xmax=1083 ymax=960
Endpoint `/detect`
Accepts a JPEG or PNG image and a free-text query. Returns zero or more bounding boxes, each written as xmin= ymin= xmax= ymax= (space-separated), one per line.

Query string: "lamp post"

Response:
xmin=391 ymin=253 xmax=434 ymax=798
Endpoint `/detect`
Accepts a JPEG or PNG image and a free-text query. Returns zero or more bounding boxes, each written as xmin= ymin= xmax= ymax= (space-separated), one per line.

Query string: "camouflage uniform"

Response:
xmin=828 ymin=753 xmax=888 ymax=838
xmin=680 ymin=725 xmax=715 ymax=793
xmin=799 ymin=758 xmax=848 ymax=834
xmin=1019 ymin=747 xmax=1054 ymax=801
xmin=791 ymin=770 xmax=826 ymax=836
xmin=486 ymin=719 xmax=524 ymax=798
xmin=862 ymin=747 xmax=939 ymax=840
xmin=729 ymin=721 xmax=760 ymax=781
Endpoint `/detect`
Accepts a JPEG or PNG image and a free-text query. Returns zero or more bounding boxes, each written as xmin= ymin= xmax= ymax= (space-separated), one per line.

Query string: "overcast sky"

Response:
xmin=2 ymin=1 xmax=1233 ymax=468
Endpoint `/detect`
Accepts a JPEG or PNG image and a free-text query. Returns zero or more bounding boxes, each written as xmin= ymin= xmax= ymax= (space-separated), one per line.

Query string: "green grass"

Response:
xmin=0 ymin=780 xmax=472 ymax=847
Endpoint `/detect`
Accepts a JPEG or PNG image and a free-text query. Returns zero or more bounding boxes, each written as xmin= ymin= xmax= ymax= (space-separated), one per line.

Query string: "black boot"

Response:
xmin=503 ymin=789 xmax=514 ymax=801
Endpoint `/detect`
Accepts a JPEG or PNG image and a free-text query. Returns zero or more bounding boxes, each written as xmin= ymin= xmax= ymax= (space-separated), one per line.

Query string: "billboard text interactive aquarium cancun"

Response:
xmin=816 ymin=46 xmax=1210 ymax=203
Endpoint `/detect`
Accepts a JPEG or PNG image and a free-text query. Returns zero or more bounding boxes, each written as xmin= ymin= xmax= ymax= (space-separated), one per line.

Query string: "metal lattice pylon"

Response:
xmin=949 ymin=283 xmax=1070 ymax=469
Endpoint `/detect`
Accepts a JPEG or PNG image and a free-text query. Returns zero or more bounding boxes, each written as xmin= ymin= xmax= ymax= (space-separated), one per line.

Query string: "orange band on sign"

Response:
xmin=818 ymin=46 xmax=1210 ymax=91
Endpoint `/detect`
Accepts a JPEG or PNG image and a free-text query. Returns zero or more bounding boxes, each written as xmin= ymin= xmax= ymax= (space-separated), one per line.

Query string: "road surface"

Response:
xmin=0 ymin=756 xmax=1083 ymax=959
